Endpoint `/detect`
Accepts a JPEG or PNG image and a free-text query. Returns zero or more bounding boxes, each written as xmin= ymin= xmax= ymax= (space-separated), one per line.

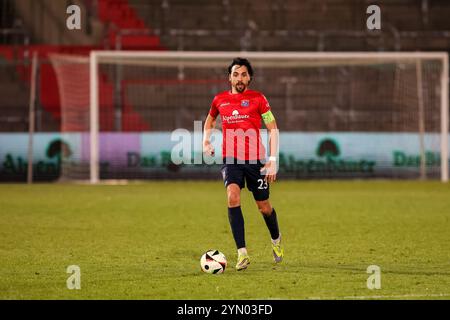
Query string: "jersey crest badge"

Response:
xmin=241 ymin=100 xmax=249 ymax=107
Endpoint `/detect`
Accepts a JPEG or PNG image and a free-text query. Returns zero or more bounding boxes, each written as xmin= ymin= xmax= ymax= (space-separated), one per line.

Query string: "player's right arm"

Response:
xmin=203 ymin=114 xmax=216 ymax=156
xmin=203 ymin=96 xmax=219 ymax=156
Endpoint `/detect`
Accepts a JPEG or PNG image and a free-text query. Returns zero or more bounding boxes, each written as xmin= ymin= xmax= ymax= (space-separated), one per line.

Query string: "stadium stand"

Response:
xmin=127 ymin=0 xmax=450 ymax=51
xmin=0 ymin=0 xmax=449 ymax=133
xmin=0 ymin=0 xmax=165 ymax=132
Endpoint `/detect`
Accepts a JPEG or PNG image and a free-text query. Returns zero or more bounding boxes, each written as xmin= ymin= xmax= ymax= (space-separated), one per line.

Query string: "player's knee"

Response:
xmin=258 ymin=202 xmax=273 ymax=216
xmin=227 ymin=192 xmax=241 ymax=207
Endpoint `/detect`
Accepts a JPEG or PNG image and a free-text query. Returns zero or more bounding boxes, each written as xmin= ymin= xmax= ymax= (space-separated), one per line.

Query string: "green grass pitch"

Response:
xmin=0 ymin=181 xmax=449 ymax=300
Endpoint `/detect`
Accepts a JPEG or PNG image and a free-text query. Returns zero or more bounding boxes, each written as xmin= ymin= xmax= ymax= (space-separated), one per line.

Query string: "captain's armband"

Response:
xmin=261 ymin=110 xmax=275 ymax=124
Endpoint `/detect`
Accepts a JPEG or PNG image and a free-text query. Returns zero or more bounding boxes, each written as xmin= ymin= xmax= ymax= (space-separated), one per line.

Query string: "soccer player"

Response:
xmin=203 ymin=57 xmax=283 ymax=271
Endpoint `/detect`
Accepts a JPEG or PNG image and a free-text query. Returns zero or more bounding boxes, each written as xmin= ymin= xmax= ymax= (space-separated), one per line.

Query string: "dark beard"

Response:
xmin=235 ymin=83 xmax=246 ymax=93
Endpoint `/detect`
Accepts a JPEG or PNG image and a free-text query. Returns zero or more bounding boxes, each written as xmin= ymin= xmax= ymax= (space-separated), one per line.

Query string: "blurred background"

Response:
xmin=0 ymin=0 xmax=449 ymax=182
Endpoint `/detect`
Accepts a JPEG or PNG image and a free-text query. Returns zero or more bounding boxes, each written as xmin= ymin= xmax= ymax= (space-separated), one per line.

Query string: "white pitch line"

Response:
xmin=306 ymin=293 xmax=450 ymax=300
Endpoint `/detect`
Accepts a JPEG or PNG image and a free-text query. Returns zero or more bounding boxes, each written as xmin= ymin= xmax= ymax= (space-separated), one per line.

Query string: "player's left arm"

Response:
xmin=260 ymin=110 xmax=279 ymax=184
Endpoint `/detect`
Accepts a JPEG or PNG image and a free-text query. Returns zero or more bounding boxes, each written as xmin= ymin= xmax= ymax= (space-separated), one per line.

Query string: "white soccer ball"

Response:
xmin=200 ymin=250 xmax=227 ymax=274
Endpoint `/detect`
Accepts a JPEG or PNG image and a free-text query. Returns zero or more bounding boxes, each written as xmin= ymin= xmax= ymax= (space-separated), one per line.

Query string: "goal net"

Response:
xmin=49 ymin=51 xmax=449 ymax=183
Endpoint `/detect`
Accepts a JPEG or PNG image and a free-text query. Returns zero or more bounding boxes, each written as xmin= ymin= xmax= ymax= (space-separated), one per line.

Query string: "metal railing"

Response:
xmin=112 ymin=27 xmax=450 ymax=52
xmin=0 ymin=28 xmax=30 ymax=46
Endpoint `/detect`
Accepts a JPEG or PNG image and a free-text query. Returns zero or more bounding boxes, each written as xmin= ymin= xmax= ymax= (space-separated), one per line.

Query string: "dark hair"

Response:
xmin=228 ymin=57 xmax=254 ymax=78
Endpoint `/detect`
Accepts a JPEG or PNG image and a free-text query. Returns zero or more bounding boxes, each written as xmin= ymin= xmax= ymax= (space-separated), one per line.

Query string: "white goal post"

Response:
xmin=88 ymin=51 xmax=448 ymax=184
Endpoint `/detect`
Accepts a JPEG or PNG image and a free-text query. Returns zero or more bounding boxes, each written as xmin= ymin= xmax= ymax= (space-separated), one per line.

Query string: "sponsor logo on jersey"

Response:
xmin=219 ymin=102 xmax=230 ymax=107
xmin=222 ymin=110 xmax=250 ymax=123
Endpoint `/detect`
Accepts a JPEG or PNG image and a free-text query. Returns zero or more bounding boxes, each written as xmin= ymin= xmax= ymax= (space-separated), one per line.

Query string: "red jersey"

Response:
xmin=209 ymin=89 xmax=271 ymax=161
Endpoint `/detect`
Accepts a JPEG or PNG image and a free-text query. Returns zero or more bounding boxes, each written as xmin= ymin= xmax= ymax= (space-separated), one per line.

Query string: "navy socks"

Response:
xmin=228 ymin=206 xmax=246 ymax=249
xmin=263 ymin=208 xmax=280 ymax=241
xmin=228 ymin=206 xmax=280 ymax=248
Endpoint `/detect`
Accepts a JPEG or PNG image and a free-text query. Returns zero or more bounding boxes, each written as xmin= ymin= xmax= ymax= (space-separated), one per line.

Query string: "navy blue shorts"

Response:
xmin=220 ymin=158 xmax=270 ymax=201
